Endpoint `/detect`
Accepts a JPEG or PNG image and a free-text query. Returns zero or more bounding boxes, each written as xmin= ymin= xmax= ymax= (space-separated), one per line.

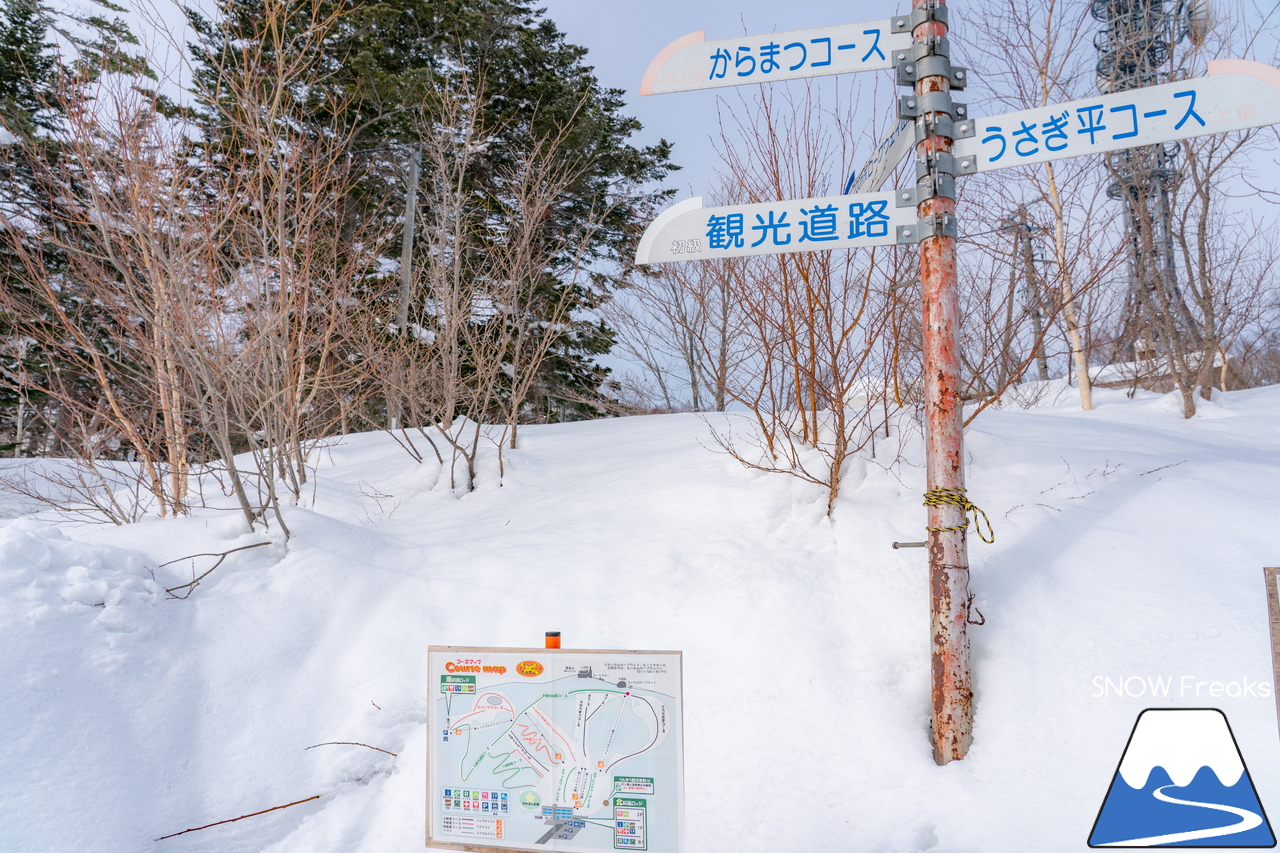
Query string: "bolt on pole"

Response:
xmin=911 ymin=0 xmax=973 ymax=763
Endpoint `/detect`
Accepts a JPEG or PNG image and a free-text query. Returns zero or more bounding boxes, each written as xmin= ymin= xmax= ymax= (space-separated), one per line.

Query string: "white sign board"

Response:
xmin=427 ymin=646 xmax=684 ymax=853
xmin=953 ymin=59 xmax=1280 ymax=173
xmin=635 ymin=192 xmax=912 ymax=265
xmin=639 ymin=20 xmax=911 ymax=96
xmin=1267 ymin=568 xmax=1280 ymax=742
xmin=845 ymin=118 xmax=915 ymax=194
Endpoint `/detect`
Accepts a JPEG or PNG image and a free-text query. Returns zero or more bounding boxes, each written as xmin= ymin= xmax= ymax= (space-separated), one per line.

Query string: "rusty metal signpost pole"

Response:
xmin=897 ymin=0 xmax=972 ymax=764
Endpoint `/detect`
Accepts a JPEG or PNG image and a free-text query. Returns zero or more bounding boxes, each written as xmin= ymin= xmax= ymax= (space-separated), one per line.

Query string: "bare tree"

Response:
xmin=605 ymin=253 xmax=739 ymax=413
xmin=355 ymin=82 xmax=627 ymax=489
xmin=663 ymin=83 xmax=914 ymax=512
xmin=0 ymin=0 xmax=385 ymax=529
xmin=969 ymin=0 xmax=1125 ymax=411
xmin=488 ymin=112 xmax=622 ymax=451
xmin=945 ymin=171 xmax=1125 ymax=422
xmin=0 ymin=77 xmax=202 ymax=521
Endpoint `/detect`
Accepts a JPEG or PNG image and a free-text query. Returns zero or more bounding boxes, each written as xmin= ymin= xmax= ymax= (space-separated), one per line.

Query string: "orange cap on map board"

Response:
xmin=545 ymin=631 xmax=561 ymax=649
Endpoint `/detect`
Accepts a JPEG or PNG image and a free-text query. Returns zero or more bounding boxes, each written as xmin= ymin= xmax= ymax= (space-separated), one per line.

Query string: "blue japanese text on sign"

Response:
xmin=640 ymin=20 xmax=911 ymax=96
xmin=954 ymin=62 xmax=1280 ymax=172
xmin=635 ymin=192 xmax=912 ymax=265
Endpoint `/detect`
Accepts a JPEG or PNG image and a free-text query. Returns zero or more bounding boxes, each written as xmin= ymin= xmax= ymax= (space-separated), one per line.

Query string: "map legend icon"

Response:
xmin=614 ymin=797 xmax=647 ymax=850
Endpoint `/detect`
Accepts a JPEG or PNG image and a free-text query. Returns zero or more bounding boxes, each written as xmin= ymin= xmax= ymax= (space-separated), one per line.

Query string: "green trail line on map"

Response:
xmin=453 ymin=685 xmax=665 ymax=806
xmin=455 ymin=724 xmax=474 ymax=780
xmin=477 ymin=689 xmax=628 ymax=771
xmin=486 ymin=750 xmax=536 ymax=789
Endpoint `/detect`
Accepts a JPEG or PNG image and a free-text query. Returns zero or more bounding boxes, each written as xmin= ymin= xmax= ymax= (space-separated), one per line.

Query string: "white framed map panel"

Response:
xmin=427 ymin=646 xmax=684 ymax=853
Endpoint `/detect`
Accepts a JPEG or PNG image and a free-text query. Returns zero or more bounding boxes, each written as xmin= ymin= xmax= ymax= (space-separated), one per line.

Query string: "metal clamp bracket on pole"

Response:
xmin=896 ymin=54 xmax=944 ymax=85
xmin=894 ymin=174 xmax=957 ymax=208
xmin=952 ymin=119 xmax=978 ymax=140
xmin=917 ymin=151 xmax=957 ymax=179
xmin=914 ymin=112 xmax=957 ymax=142
xmin=896 ymin=212 xmax=959 ymax=244
xmin=898 ymin=92 xmax=968 ymax=120
xmin=919 ymin=212 xmax=959 ymax=239
xmin=912 ymin=36 xmax=951 ymax=60
xmin=889 ymin=37 xmax=950 ymax=68
xmin=895 ymin=56 xmax=969 ymax=90
xmin=890 ymin=1 xmax=950 ymax=33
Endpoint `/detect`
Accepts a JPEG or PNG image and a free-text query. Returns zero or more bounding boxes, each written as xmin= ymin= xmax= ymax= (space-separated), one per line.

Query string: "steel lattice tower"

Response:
xmin=1093 ymin=0 xmax=1208 ymax=357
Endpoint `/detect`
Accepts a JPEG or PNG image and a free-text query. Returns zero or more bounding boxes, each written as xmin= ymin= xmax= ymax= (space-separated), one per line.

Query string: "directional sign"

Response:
xmin=953 ymin=59 xmax=1280 ymax=174
xmin=639 ymin=20 xmax=911 ymax=96
xmin=635 ymin=192 xmax=913 ymax=265
xmin=845 ymin=118 xmax=915 ymax=194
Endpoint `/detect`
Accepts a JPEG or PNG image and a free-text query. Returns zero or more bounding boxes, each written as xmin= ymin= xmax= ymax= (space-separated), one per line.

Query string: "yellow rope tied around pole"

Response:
xmin=923 ymin=488 xmax=995 ymax=544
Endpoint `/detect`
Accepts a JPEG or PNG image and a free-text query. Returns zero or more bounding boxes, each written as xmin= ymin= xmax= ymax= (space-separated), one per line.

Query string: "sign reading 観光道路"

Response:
xmin=639 ymin=20 xmax=911 ymax=96
xmin=954 ymin=60 xmax=1280 ymax=173
xmin=427 ymin=646 xmax=684 ymax=853
xmin=635 ymin=192 xmax=914 ymax=265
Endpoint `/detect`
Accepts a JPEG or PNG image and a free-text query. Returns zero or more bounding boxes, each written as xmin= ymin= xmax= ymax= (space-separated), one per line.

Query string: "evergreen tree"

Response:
xmin=0 ymin=0 xmax=55 ymax=135
xmin=185 ymin=0 xmax=677 ymax=421
xmin=0 ymin=0 xmax=145 ymax=130
xmin=0 ymin=0 xmax=146 ymax=454
xmin=0 ymin=0 xmax=57 ymax=452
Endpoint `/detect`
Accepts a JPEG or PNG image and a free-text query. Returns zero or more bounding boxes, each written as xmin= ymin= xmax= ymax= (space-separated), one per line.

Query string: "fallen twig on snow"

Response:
xmin=305 ymin=741 xmax=397 ymax=757
xmin=161 ymin=541 xmax=273 ymax=597
xmin=155 ymin=795 xmax=320 ymax=840
xmin=1140 ymin=460 xmax=1187 ymax=477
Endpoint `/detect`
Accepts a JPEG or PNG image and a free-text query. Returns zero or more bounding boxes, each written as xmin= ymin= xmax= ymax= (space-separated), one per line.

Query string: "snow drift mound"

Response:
xmin=0 ymin=519 xmax=158 ymax=634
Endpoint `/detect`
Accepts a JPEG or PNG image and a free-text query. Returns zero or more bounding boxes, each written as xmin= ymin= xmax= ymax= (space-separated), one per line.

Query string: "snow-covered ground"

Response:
xmin=2 ymin=384 xmax=1278 ymax=852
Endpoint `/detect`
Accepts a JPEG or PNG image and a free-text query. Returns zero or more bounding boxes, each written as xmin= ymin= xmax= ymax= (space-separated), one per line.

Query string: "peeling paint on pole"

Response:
xmin=913 ymin=0 xmax=973 ymax=764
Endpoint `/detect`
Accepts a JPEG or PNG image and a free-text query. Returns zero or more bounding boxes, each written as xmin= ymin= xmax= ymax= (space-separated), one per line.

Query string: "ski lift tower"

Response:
xmin=1093 ymin=0 xmax=1213 ymax=358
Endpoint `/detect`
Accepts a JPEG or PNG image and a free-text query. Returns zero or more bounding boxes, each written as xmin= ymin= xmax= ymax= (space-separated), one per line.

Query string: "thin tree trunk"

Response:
xmin=1044 ymin=162 xmax=1093 ymax=410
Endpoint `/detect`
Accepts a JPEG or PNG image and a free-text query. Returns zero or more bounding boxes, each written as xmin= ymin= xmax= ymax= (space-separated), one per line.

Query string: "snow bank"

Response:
xmin=0 ymin=519 xmax=158 ymax=632
xmin=1 ymin=385 xmax=1278 ymax=852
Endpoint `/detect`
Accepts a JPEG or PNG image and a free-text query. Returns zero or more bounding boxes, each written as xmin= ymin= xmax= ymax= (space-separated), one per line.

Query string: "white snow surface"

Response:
xmin=2 ymin=384 xmax=1279 ymax=852
xmin=1117 ymin=709 xmax=1245 ymax=789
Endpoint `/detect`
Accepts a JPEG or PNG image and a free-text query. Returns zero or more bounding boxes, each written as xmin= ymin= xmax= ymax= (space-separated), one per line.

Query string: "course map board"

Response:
xmin=427 ymin=646 xmax=684 ymax=853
